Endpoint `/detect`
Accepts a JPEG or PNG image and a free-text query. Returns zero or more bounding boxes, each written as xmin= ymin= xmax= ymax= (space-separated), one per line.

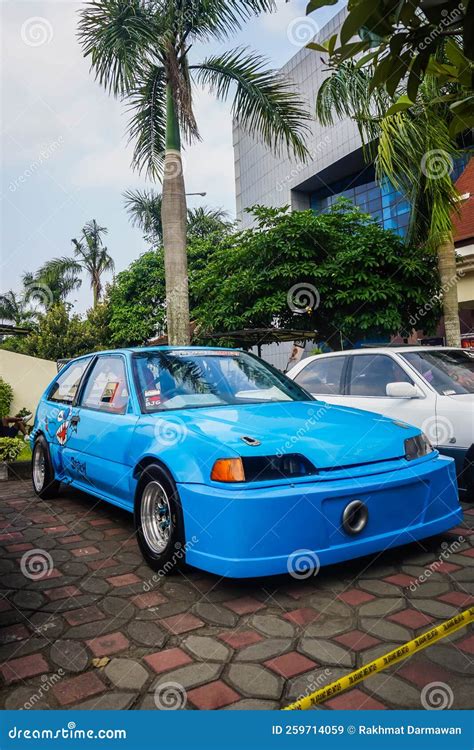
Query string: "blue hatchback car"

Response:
xmin=31 ymin=347 xmax=462 ymax=578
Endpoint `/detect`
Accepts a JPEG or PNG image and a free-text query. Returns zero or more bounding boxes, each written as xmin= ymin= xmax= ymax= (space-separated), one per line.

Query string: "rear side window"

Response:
xmin=293 ymin=357 xmax=346 ymax=395
xmin=48 ymin=358 xmax=91 ymax=404
xmin=349 ymin=354 xmax=412 ymax=396
xmin=80 ymin=356 xmax=129 ymax=414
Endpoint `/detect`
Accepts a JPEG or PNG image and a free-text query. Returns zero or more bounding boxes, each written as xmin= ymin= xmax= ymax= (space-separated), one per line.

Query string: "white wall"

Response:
xmin=0 ymin=350 xmax=56 ymax=415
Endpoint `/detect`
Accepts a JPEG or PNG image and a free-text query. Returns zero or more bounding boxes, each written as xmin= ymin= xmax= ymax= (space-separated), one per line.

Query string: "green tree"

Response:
xmin=0 ymin=290 xmax=38 ymax=327
xmin=193 ymin=202 xmax=441 ymax=348
xmin=78 ymin=0 xmax=310 ymax=345
xmin=315 ymin=63 xmax=466 ymax=345
xmin=306 ymin=0 xmax=473 ymax=134
xmin=23 ymin=261 xmax=81 ymax=309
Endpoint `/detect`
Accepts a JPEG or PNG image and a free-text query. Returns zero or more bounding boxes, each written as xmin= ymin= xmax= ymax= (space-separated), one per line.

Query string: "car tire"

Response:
xmin=134 ymin=464 xmax=186 ymax=573
xmin=32 ymin=435 xmax=61 ymax=499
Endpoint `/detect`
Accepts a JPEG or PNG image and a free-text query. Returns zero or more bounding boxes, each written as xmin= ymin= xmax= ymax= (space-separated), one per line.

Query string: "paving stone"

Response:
xmin=366 ymin=674 xmax=422 ymax=708
xmin=156 ymin=606 xmax=207 ymax=633
xmin=64 ymin=605 xmax=105 ymax=627
xmin=44 ymin=585 xmax=81 ymax=601
xmin=80 ymin=578 xmax=111 ymax=595
xmin=52 ymin=671 xmax=106 ymax=706
xmin=50 ymin=640 xmax=89 ymax=673
xmin=439 ymin=591 xmax=474 ymax=607
xmin=76 ymin=691 xmax=134 ymax=710
xmin=426 ymin=645 xmax=472 ymax=675
xmin=308 ymin=594 xmax=351 ymax=618
xmin=29 ymin=612 xmax=64 ymax=639
xmin=388 ymin=608 xmax=435 ymax=629
xmin=224 ymin=698 xmax=279 ymax=710
xmin=144 ymin=647 xmax=192 ymax=674
xmin=64 ymin=619 xmax=129 ymax=640
xmin=265 ymin=651 xmax=316 ymax=678
xmin=151 ymin=662 xmax=221 ymax=691
xmin=0 ymin=653 xmax=49 ymax=684
xmin=223 ymin=597 xmax=265 ymax=615
xmin=251 ymin=614 xmax=295 ymax=638
xmin=218 ymin=631 xmax=263 ymax=650
xmin=61 ymin=562 xmax=89 ymax=577
xmin=227 ymin=664 xmax=282 ymax=700
xmin=187 ymin=679 xmax=240 ymax=709
xmin=359 ymin=618 xmax=411 ymax=643
xmin=283 ymin=608 xmax=320 ymax=626
xmin=405 ymin=581 xmax=450 ymax=598
xmin=285 ymin=667 xmax=346 ymax=703
xmin=194 ymin=602 xmax=238 ymax=627
xmin=358 ymin=597 xmax=404 ymax=617
xmin=397 ymin=656 xmax=456 ymax=688
xmin=86 ymin=631 xmax=130 ymax=658
xmin=182 ymin=635 xmax=230 ymax=662
xmin=0 ymin=623 xmax=29 ymax=644
xmin=132 ymin=591 xmax=167 ymax=609
xmin=303 ymin=617 xmax=352 ymax=639
xmin=337 ymin=589 xmax=375 ymax=606
xmin=127 ymin=620 xmax=166 ymax=648
xmin=104 ymin=658 xmax=149 ymax=690
xmin=139 ymin=601 xmax=189 ymax=620
xmin=4 ymin=685 xmax=51 ymax=710
xmin=0 ymin=638 xmax=48 ymax=663
xmin=298 ymin=638 xmax=353 ymax=668
xmin=107 ymin=573 xmax=141 ymax=588
xmin=358 ymin=579 xmax=407 ymax=597
xmin=326 ymin=688 xmax=386 ymax=710
xmin=236 ymin=638 xmax=293 ymax=662
xmin=409 ymin=598 xmax=459 ymax=619
xmin=100 ymin=597 xmax=135 ymax=619
xmin=11 ymin=590 xmax=45 ymax=610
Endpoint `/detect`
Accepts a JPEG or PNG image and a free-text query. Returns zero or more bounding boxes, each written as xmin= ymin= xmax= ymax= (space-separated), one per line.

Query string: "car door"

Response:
xmin=345 ymin=353 xmax=435 ymax=427
xmin=291 ymin=355 xmax=349 ymax=405
xmin=61 ymin=354 xmax=139 ymax=504
xmin=40 ymin=357 xmax=93 ymax=477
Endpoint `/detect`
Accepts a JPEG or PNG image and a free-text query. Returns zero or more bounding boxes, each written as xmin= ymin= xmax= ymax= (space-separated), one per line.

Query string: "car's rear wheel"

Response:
xmin=32 ymin=436 xmax=60 ymax=499
xmin=134 ymin=465 xmax=185 ymax=573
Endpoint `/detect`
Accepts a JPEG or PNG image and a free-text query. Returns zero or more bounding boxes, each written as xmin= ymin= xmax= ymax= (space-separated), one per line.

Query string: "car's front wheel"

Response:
xmin=134 ymin=465 xmax=185 ymax=573
xmin=32 ymin=436 xmax=60 ymax=499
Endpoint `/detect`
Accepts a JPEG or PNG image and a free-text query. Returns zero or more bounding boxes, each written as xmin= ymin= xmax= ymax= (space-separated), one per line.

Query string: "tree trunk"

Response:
xmin=437 ymin=233 xmax=461 ymax=347
xmin=161 ymin=84 xmax=190 ymax=346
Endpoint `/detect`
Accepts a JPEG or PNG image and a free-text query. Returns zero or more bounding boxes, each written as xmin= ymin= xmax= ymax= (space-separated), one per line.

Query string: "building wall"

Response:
xmin=233 ymin=8 xmax=364 ymax=227
xmin=0 ymin=350 xmax=56 ymax=415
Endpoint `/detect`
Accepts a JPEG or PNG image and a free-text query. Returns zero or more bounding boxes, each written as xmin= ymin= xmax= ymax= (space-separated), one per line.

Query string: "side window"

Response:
xmin=349 ymin=354 xmax=413 ymax=397
xmin=80 ymin=356 xmax=129 ymax=414
xmin=293 ymin=357 xmax=346 ymax=395
xmin=48 ymin=358 xmax=91 ymax=404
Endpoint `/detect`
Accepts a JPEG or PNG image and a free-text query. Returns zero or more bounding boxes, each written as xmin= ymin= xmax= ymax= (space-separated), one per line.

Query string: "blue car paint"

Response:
xmin=32 ymin=346 xmax=463 ymax=578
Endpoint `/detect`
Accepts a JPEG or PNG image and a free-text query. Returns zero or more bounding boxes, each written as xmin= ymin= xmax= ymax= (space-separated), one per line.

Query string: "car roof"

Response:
xmin=70 ymin=346 xmax=240 ymax=359
xmin=304 ymin=346 xmax=464 ymax=358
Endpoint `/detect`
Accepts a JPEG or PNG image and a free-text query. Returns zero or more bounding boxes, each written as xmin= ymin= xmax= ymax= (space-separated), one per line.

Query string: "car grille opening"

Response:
xmin=242 ymin=454 xmax=317 ymax=482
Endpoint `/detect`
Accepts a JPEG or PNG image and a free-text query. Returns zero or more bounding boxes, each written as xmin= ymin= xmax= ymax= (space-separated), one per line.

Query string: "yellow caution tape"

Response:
xmin=283 ymin=606 xmax=474 ymax=710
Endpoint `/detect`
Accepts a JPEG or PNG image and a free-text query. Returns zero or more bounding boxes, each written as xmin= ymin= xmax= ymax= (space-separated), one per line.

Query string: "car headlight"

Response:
xmin=404 ymin=433 xmax=434 ymax=461
xmin=211 ymin=454 xmax=317 ymax=482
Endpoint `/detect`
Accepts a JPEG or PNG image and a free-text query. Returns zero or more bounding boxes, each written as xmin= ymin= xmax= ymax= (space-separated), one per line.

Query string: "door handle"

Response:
xmin=71 ymin=415 xmax=80 ymax=426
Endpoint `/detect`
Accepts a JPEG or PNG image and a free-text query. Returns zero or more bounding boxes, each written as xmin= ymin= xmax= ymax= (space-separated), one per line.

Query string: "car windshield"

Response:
xmin=401 ymin=350 xmax=474 ymax=395
xmin=132 ymin=349 xmax=311 ymax=412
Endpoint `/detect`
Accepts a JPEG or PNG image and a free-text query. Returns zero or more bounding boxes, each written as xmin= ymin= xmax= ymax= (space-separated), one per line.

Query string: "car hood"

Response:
xmin=170 ymin=400 xmax=418 ymax=470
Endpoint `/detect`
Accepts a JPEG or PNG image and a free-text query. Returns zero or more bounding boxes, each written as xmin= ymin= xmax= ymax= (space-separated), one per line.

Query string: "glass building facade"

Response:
xmin=310 ymin=157 xmax=469 ymax=238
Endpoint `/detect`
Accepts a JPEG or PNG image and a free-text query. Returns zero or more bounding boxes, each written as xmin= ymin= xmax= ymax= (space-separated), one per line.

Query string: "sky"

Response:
xmin=1 ymin=0 xmax=345 ymax=313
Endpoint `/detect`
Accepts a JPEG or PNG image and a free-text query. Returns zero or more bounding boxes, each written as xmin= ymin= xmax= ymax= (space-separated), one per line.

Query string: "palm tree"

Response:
xmin=23 ymin=261 xmax=82 ymax=309
xmin=316 ymin=62 xmax=464 ymax=346
xmin=0 ymin=290 xmax=38 ymax=327
xmin=71 ymin=220 xmax=115 ymax=308
xmin=125 ymin=188 xmax=232 ymax=243
xmin=78 ymin=0 xmax=310 ymax=345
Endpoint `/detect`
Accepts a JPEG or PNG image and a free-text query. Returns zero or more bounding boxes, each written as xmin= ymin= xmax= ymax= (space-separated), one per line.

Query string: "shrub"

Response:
xmin=0 ymin=378 xmax=14 ymax=419
xmin=0 ymin=438 xmax=24 ymax=463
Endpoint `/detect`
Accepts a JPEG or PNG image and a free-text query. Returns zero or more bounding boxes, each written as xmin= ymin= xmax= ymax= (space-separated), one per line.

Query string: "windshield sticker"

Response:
xmin=442 ymin=389 xmax=457 ymax=395
xmin=101 ymin=381 xmax=119 ymax=403
xmin=145 ymin=389 xmax=161 ymax=407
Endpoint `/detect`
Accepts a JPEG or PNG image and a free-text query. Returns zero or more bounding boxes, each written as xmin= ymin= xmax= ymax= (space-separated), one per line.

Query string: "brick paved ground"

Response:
xmin=0 ymin=479 xmax=472 ymax=710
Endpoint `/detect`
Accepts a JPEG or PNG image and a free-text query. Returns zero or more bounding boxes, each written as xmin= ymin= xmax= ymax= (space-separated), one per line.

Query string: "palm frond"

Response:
xmin=78 ymin=0 xmax=162 ymax=95
xmin=178 ymin=1 xmax=276 ymax=43
xmin=124 ymin=188 xmax=163 ymax=244
xmin=127 ymin=64 xmax=167 ymax=179
xmin=193 ymin=48 xmax=310 ymax=160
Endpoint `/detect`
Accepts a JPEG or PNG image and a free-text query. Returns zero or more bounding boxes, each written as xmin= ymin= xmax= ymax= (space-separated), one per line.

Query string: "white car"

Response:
xmin=287 ymin=347 xmax=474 ymax=501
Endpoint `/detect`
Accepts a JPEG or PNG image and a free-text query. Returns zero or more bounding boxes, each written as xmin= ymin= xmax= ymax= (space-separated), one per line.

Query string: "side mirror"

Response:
xmin=386 ymin=382 xmax=419 ymax=398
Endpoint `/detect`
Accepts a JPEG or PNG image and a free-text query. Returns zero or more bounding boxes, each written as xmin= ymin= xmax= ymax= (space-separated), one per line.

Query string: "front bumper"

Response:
xmin=179 ymin=454 xmax=462 ymax=578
